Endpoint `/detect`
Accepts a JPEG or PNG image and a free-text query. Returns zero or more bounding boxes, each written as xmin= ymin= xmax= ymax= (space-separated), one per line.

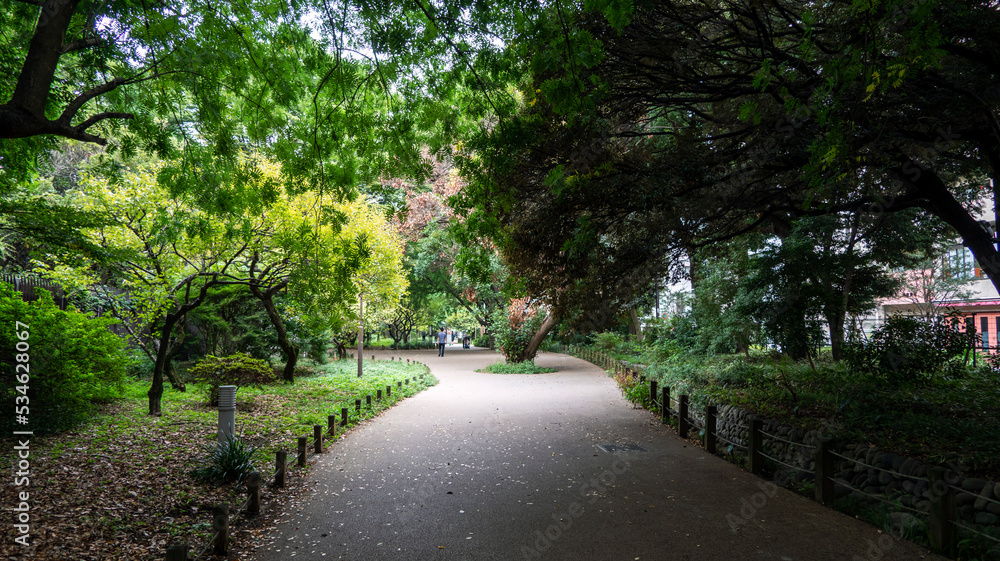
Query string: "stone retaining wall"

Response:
xmin=681 ymin=400 xmax=1000 ymax=536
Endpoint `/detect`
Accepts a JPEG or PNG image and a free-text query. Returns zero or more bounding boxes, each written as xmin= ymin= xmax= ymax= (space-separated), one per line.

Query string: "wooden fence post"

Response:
xmin=814 ymin=437 xmax=835 ymax=504
xmin=297 ymin=437 xmax=307 ymax=467
xmin=678 ymin=395 xmax=689 ymax=439
xmin=314 ymin=425 xmax=323 ymax=454
xmin=246 ymin=471 xmax=261 ymax=515
xmin=355 ymin=399 xmax=361 ymax=413
xmin=377 ymin=389 xmax=382 ymax=401
xmin=328 ymin=415 xmax=337 ymax=436
xmin=386 ymin=385 xmax=391 ymax=397
xmin=275 ymin=450 xmax=287 ymax=487
xmin=212 ymin=505 xmax=229 ymax=555
xmin=649 ymin=380 xmax=658 ymax=411
xmin=366 ymin=394 xmax=373 ymax=407
xmin=929 ymin=467 xmax=957 ymax=554
xmin=661 ymin=387 xmax=670 ymax=424
xmin=705 ymin=405 xmax=717 ymax=454
xmin=341 ymin=407 xmax=348 ymax=426
xmin=748 ymin=419 xmax=763 ymax=476
xmin=165 ymin=542 xmax=188 ymax=561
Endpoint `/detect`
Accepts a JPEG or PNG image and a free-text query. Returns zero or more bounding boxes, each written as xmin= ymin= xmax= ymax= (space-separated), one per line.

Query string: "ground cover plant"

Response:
xmin=477 ymin=360 xmax=557 ymax=374
xmin=0 ymin=358 xmax=435 ymax=560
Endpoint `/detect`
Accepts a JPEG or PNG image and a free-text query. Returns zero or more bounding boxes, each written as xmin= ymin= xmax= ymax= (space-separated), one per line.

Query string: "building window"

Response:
xmin=946 ymin=246 xmax=978 ymax=278
xmin=982 ymin=316 xmax=990 ymax=349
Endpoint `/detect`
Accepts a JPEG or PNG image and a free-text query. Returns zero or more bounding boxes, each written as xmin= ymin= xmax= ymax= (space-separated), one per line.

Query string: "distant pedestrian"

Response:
xmin=463 ymin=335 xmax=470 ymax=349
xmin=437 ymin=327 xmax=448 ymax=356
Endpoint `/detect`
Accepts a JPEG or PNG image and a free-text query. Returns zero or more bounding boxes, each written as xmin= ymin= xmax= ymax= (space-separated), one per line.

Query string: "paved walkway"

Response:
xmin=255 ymin=346 xmax=943 ymax=561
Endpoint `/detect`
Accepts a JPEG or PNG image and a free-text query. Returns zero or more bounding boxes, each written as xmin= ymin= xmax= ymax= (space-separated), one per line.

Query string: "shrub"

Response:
xmin=1 ymin=283 xmax=130 ymax=433
xmin=593 ymin=332 xmax=624 ymax=352
xmin=843 ymin=315 xmax=975 ymax=383
xmin=613 ymin=369 xmax=649 ymax=406
xmin=489 ymin=299 xmax=546 ymax=363
xmin=190 ymin=433 xmax=260 ymax=484
xmin=187 ymin=352 xmax=276 ymax=405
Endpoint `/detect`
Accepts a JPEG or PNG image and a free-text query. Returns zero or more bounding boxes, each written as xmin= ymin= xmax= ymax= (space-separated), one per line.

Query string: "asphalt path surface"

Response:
xmin=254 ymin=346 xmax=944 ymax=561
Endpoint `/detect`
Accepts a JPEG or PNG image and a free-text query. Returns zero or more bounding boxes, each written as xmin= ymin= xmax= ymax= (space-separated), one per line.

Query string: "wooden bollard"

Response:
xmin=814 ymin=437 xmax=835 ymax=504
xmin=246 ymin=471 xmax=261 ymax=515
xmin=165 ymin=542 xmax=189 ymax=561
xmin=386 ymin=385 xmax=391 ymax=398
xmin=678 ymin=394 xmax=689 ymax=439
xmin=397 ymin=381 xmax=402 ymax=389
xmin=661 ymin=387 xmax=670 ymax=424
xmin=328 ymin=414 xmax=337 ymax=435
xmin=274 ymin=450 xmax=287 ymax=487
xmin=929 ymin=467 xmax=957 ymax=553
xmin=297 ymin=437 xmax=307 ymax=467
xmin=705 ymin=405 xmax=717 ymax=454
xmin=355 ymin=398 xmax=361 ymax=413
xmin=212 ymin=504 xmax=229 ymax=555
xmin=748 ymin=419 xmax=763 ymax=476
xmin=314 ymin=425 xmax=323 ymax=454
xmin=376 ymin=389 xmax=382 ymax=401
xmin=649 ymin=380 xmax=657 ymax=410
xmin=367 ymin=394 xmax=373 ymax=407
xmin=341 ymin=407 xmax=348 ymax=426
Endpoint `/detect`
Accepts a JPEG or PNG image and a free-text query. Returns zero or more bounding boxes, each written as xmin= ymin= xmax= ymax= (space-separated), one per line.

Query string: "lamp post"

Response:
xmin=357 ymin=291 xmax=364 ymax=378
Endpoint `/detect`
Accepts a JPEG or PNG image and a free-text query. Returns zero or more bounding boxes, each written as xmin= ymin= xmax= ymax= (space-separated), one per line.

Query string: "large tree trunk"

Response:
xmin=516 ymin=312 xmax=560 ymax=363
xmin=148 ymin=313 xmax=182 ymax=416
xmin=627 ymin=308 xmax=644 ymax=342
xmin=826 ymin=307 xmax=847 ymax=361
xmin=249 ymin=283 xmax=298 ymax=382
xmin=902 ymin=163 xmax=1000 ymax=294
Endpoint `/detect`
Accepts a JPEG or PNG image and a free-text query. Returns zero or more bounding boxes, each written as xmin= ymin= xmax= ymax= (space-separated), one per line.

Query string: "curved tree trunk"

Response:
xmin=249 ymin=283 xmax=298 ymax=383
xmin=516 ymin=312 xmax=560 ymax=363
xmin=149 ymin=314 xmax=181 ymax=416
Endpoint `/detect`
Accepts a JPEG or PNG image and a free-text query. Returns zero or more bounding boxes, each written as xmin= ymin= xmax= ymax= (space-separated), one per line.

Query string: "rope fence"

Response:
xmin=165 ymin=369 xmax=429 ymax=560
xmin=758 ymin=450 xmax=815 ymax=475
xmin=561 ymin=343 xmax=1000 ymax=557
xmin=952 ymin=521 xmax=1000 ymax=545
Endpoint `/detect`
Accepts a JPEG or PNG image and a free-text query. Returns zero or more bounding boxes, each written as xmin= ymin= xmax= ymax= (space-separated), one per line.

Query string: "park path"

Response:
xmin=254 ymin=345 xmax=942 ymax=561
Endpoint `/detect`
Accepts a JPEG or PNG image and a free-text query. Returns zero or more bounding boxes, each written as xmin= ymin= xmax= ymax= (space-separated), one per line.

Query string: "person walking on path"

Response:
xmin=437 ymin=327 xmax=447 ymax=356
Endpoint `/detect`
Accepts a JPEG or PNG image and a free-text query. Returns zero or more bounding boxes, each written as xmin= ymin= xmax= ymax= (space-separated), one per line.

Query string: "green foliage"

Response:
xmin=186 ymin=286 xmax=277 ymax=361
xmin=477 ymin=361 xmax=557 ymax=374
xmin=187 ymin=353 xmax=276 ymax=406
xmin=613 ymin=370 xmax=649 ymax=407
xmin=0 ymin=283 xmax=129 ymax=433
xmin=843 ymin=315 xmax=975 ymax=383
xmin=190 ymin=433 xmax=260 ymax=485
xmin=593 ymin=332 xmax=624 ymax=352
xmin=488 ymin=302 xmax=546 ymax=363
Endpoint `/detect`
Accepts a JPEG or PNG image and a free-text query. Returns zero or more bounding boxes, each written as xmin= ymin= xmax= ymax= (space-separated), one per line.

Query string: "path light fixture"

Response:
xmin=217 ymin=385 xmax=237 ymax=444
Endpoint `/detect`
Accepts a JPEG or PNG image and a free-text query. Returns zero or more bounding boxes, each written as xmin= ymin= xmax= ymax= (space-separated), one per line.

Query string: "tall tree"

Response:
xmin=456 ymin=0 xmax=1000 ymax=328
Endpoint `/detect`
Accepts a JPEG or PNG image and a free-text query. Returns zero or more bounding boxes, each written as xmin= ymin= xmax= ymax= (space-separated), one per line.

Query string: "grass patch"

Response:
xmin=0 ymin=357 xmax=435 ymax=561
xmin=477 ymin=360 xmax=557 ymax=374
